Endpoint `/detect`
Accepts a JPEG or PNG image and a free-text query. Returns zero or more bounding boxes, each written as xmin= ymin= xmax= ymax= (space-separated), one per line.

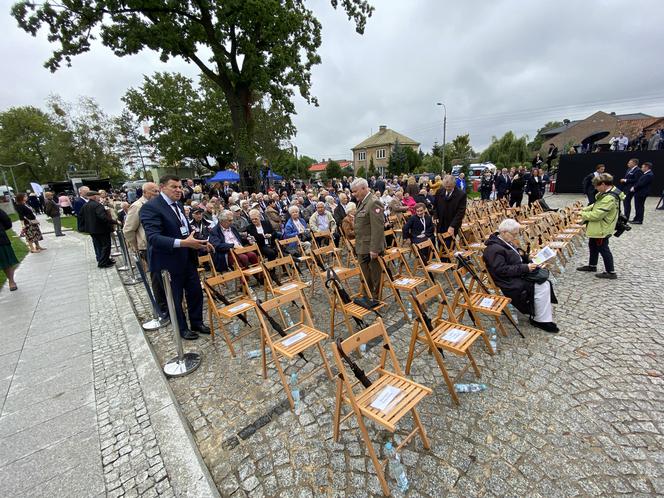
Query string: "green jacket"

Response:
xmin=581 ymin=187 xmax=625 ymax=238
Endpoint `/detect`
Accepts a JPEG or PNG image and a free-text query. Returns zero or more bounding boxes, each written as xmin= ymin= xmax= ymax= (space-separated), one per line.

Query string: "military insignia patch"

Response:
xmin=374 ymin=208 xmax=381 ymax=214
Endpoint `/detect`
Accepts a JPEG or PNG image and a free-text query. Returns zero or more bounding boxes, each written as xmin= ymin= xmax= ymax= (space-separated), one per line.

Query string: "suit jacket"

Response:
xmin=123 ymin=196 xmax=149 ymax=251
xmin=434 ymin=188 xmax=467 ymax=233
xmin=72 ymin=196 xmax=86 ymax=215
xmin=526 ymin=176 xmax=542 ymax=199
xmin=402 ymin=214 xmax=434 ymax=244
xmin=494 ymin=174 xmax=511 ymax=194
xmin=140 ymin=195 xmax=197 ymax=274
xmin=79 ymin=199 xmax=116 ymax=235
xmin=209 ymin=224 xmax=245 ymax=272
xmin=374 ymin=179 xmax=386 ymax=194
xmin=333 ymin=203 xmax=347 ymax=231
xmin=622 ymin=166 xmax=643 ymax=189
xmin=633 ymin=170 xmax=654 ymax=196
xmin=247 ymin=220 xmax=276 ymax=250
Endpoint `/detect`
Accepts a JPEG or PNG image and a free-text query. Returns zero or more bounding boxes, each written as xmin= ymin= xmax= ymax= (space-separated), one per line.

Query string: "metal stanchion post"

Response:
xmin=115 ymin=228 xmax=130 ymax=271
xmin=117 ymin=231 xmax=141 ymax=285
xmin=161 ymin=270 xmax=201 ymax=377
xmin=111 ymin=230 xmax=122 ymax=257
xmin=134 ymin=254 xmax=170 ymax=330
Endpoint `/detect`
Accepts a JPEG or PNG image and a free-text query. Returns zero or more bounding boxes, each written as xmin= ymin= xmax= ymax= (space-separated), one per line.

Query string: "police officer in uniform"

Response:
xmin=352 ymin=178 xmax=386 ymax=298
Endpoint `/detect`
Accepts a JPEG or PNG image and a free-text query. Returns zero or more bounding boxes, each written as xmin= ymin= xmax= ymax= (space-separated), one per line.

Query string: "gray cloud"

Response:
xmin=2 ymin=0 xmax=664 ymax=162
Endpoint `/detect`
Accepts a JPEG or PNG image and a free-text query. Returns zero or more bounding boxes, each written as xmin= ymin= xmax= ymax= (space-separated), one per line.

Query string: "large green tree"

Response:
xmin=479 ymin=131 xmax=529 ymax=169
xmin=12 ymin=0 xmax=373 ymax=187
xmin=528 ymin=121 xmax=564 ymax=152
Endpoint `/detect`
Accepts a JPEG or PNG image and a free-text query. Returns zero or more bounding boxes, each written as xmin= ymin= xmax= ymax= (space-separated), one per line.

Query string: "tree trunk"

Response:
xmin=227 ymin=87 xmax=258 ymax=192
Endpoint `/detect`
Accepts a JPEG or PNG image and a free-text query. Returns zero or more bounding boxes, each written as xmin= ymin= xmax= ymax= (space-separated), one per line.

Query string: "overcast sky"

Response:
xmin=2 ymin=0 xmax=664 ymax=162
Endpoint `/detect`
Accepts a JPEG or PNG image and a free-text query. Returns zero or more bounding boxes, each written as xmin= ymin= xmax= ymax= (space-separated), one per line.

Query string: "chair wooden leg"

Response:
xmin=410 ymin=407 xmax=431 ymax=450
xmin=355 ymin=410 xmax=390 ymax=496
xmin=332 ymin=378 xmax=342 ymax=442
xmin=467 ymin=349 xmax=481 ymax=378
xmin=261 ymin=329 xmax=268 ymax=379
xmin=404 ymin=322 xmax=420 ymax=375
xmin=317 ymin=342 xmax=334 ymax=380
xmin=273 ymin=352 xmax=295 ymax=411
xmin=208 ymin=307 xmax=215 ymax=340
xmin=431 ymin=347 xmax=460 ymax=406
xmin=220 ymin=319 xmax=237 ymax=358
xmin=495 ymin=316 xmax=509 ymax=338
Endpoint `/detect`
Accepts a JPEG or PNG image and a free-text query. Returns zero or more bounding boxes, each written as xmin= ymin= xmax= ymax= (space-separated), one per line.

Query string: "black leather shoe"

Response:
xmin=181 ymin=329 xmax=199 ymax=340
xmin=576 ymin=265 xmax=597 ymax=272
xmin=630 ymin=220 xmax=642 ymax=225
xmin=529 ymin=318 xmax=559 ymax=333
xmin=191 ymin=324 xmax=211 ymax=334
xmin=595 ymin=272 xmax=617 ymax=279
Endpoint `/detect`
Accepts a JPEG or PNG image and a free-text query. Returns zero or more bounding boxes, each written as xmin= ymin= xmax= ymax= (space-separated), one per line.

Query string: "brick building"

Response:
xmin=351 ymin=125 xmax=420 ymax=175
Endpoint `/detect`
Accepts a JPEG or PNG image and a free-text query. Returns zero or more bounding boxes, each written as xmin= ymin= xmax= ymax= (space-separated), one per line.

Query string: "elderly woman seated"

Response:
xmin=283 ymin=205 xmax=312 ymax=256
xmin=482 ymin=219 xmax=558 ymax=333
xmin=341 ymin=202 xmax=357 ymax=240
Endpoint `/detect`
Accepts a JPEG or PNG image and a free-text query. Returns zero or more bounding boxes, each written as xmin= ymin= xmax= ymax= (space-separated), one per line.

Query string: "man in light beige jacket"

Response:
xmin=123 ymin=182 xmax=167 ymax=315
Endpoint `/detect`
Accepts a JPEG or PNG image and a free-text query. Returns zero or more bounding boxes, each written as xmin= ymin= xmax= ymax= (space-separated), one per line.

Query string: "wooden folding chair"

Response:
xmin=377 ymin=250 xmax=427 ymax=323
xmin=332 ymin=318 xmax=432 ymax=496
xmin=450 ymin=265 xmax=512 ymax=341
xmin=197 ymin=253 xmax=218 ymax=282
xmin=204 ymin=271 xmax=259 ymax=357
xmin=411 ymin=239 xmax=456 ymax=287
xmin=404 ymin=285 xmax=485 ymax=405
xmin=255 ymin=290 xmax=333 ymax=411
xmin=231 ymin=244 xmax=270 ymax=299
xmin=277 ymin=236 xmax=317 ymax=295
xmin=312 ymin=243 xmax=351 ymax=306
xmin=328 ymin=267 xmax=385 ymax=339
xmin=263 ymin=255 xmax=311 ymax=296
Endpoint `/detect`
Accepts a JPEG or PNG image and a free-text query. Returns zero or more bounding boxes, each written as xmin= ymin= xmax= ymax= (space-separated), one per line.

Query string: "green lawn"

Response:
xmin=1 ymin=227 xmax=28 ymax=289
xmin=45 ymin=215 xmax=79 ymax=231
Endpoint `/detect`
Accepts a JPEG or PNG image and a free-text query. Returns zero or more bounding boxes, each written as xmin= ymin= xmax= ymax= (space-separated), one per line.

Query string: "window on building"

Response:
xmin=357 ymin=151 xmax=366 ymax=161
xmin=376 ymin=148 xmax=386 ymax=159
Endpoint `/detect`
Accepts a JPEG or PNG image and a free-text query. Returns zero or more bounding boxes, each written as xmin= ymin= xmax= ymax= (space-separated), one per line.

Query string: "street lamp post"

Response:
xmin=436 ymin=103 xmax=447 ymax=174
xmin=0 ymin=162 xmax=26 ymax=193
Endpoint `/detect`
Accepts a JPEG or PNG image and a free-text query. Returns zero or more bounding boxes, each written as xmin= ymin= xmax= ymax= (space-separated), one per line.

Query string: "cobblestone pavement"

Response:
xmin=125 ymin=195 xmax=664 ymax=497
xmin=1 ymin=218 xmax=215 ymax=497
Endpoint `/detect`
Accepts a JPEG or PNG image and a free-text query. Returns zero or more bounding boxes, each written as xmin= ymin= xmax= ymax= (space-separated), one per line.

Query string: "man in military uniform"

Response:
xmin=352 ymin=178 xmax=386 ymax=298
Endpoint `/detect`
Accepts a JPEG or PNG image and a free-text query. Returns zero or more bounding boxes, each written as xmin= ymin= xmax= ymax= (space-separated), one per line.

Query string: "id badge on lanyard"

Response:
xmin=180 ymin=225 xmax=189 ymax=236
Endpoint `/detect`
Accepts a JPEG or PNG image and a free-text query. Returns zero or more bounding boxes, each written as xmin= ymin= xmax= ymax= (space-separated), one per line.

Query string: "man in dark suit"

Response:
xmin=619 ymin=158 xmax=643 ymax=220
xmin=434 ymin=175 xmax=467 ymax=245
xmin=631 ymin=162 xmax=654 ymax=224
xmin=526 ymin=168 xmax=543 ymax=205
xmin=403 ymin=202 xmax=435 ymax=260
xmin=374 ymin=176 xmax=386 ymax=195
xmin=494 ymin=168 xmax=511 ymax=200
xmin=79 ymin=191 xmax=117 ymax=268
xmin=73 ymin=186 xmax=89 ymax=231
xmin=140 ymin=175 xmax=212 ymax=340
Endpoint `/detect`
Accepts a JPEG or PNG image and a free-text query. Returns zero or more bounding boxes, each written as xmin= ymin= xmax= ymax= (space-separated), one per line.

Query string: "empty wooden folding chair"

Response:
xmin=404 ymin=285 xmax=486 ymax=404
xmin=450 ymin=265 xmax=513 ymax=342
xmin=204 ymin=271 xmax=259 ymax=357
xmin=231 ymin=243 xmax=271 ymax=300
xmin=197 ymin=253 xmax=218 ymax=282
xmin=411 ymin=239 xmax=456 ymax=287
xmin=327 ymin=267 xmax=384 ymax=339
xmin=377 ymin=250 xmax=427 ymax=322
xmin=277 ymin=236 xmax=317 ymax=295
xmin=263 ymin=255 xmax=311 ymax=296
xmin=255 ymin=290 xmax=333 ymax=411
xmin=332 ymin=318 xmax=432 ymax=496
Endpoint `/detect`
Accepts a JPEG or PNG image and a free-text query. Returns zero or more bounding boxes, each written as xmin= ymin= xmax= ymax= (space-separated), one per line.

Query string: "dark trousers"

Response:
xmin=497 ymin=191 xmax=507 ymax=200
xmin=586 ymin=193 xmax=595 ymax=205
xmin=359 ymin=253 xmax=381 ymax=299
xmin=139 ymin=251 xmax=168 ymax=316
xmin=91 ymin=233 xmax=112 ymax=266
xmin=633 ymin=195 xmax=646 ymax=222
xmin=509 ymin=194 xmax=522 ymax=207
xmin=169 ymin=262 xmax=204 ymax=335
xmin=480 ymin=190 xmax=491 ymax=200
xmin=528 ymin=194 xmax=540 ymax=206
xmin=588 ymin=237 xmax=614 ymax=273
xmin=623 ymin=191 xmax=635 ymax=220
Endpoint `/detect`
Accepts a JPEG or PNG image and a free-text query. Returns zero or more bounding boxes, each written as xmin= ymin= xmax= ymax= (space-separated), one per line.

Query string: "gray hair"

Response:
xmin=288 ymin=205 xmax=300 ymax=215
xmin=316 ymin=201 xmax=325 ymax=208
xmin=325 ymin=195 xmax=334 ymax=204
xmin=346 ymin=202 xmax=357 ymax=213
xmin=442 ymin=175 xmax=455 ymax=187
xmin=221 ymin=210 xmax=233 ymax=221
xmin=350 ymin=178 xmax=368 ymax=190
xmin=248 ymin=209 xmax=261 ymax=219
xmin=498 ymin=218 xmax=522 ymax=234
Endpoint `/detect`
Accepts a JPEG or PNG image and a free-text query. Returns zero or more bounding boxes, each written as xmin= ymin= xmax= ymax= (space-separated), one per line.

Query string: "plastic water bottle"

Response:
xmin=230 ymin=320 xmax=240 ymax=337
xmin=508 ymin=304 xmax=519 ymax=324
xmin=406 ymin=301 xmax=413 ymax=321
xmin=489 ymin=327 xmax=497 ymax=352
xmin=359 ymin=343 xmax=367 ymax=353
xmin=384 ymin=442 xmax=409 ymax=493
xmin=290 ymin=372 xmax=301 ymax=415
xmin=246 ymin=349 xmax=260 ymax=359
xmin=454 ymin=383 xmax=488 ymax=393
xmin=283 ymin=308 xmax=294 ymax=327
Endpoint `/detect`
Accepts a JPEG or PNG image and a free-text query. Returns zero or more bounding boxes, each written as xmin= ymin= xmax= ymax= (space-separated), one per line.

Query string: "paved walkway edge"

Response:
xmin=110 ymin=269 xmax=220 ymax=498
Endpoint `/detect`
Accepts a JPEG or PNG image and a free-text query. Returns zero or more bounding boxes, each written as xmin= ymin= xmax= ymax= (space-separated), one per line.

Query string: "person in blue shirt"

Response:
xmin=455 ymin=173 xmax=466 ymax=192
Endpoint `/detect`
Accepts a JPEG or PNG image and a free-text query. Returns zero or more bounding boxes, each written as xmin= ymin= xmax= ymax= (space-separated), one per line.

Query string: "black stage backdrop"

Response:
xmin=555 ymin=151 xmax=663 ymax=195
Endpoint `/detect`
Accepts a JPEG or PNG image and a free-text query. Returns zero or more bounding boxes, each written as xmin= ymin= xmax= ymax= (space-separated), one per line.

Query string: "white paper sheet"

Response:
xmin=282 ymin=330 xmax=307 ymax=347
xmin=479 ymin=297 xmax=494 ymax=308
xmin=428 ymin=263 xmax=443 ymax=269
xmin=279 ymin=283 xmax=298 ymax=291
xmin=394 ymin=278 xmax=413 ymax=286
xmin=228 ymin=302 xmax=251 ymax=313
xmin=370 ymin=385 xmax=402 ymax=412
xmin=532 ymin=246 xmax=556 ymax=265
xmin=442 ymin=328 xmax=468 ymax=343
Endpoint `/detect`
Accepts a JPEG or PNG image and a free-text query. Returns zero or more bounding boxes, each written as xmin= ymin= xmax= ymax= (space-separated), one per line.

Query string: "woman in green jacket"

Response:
xmin=577 ymin=173 xmax=625 ymax=279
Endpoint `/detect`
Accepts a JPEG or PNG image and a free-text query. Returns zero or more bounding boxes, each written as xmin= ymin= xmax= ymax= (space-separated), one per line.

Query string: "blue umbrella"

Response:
xmin=265 ymin=170 xmax=283 ymax=180
xmin=206 ymin=170 xmax=240 ymax=183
